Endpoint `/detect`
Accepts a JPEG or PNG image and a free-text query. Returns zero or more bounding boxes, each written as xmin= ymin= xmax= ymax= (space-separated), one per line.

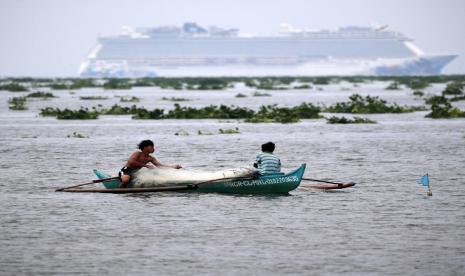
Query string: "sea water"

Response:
xmin=0 ymin=82 xmax=464 ymax=275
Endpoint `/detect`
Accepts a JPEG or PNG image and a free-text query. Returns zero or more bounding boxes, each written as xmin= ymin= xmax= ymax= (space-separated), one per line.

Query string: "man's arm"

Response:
xmin=150 ymin=156 xmax=182 ymax=169
xmin=253 ymin=154 xmax=261 ymax=168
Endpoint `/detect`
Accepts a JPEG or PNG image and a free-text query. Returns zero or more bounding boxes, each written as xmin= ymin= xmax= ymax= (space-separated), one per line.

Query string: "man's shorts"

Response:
xmin=118 ymin=166 xmax=138 ymax=179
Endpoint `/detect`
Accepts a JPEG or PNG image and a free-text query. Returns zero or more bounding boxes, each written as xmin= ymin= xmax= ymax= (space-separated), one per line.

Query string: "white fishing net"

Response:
xmin=131 ymin=166 xmax=255 ymax=188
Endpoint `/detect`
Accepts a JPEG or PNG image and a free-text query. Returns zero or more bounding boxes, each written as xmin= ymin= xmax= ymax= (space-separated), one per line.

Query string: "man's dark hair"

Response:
xmin=138 ymin=140 xmax=154 ymax=150
xmin=261 ymin=142 xmax=275 ymax=153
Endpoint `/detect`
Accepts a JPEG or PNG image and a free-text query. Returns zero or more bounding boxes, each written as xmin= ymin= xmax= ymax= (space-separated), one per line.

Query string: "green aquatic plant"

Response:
xmin=79 ymin=96 xmax=109 ymax=100
xmin=26 ymin=91 xmax=56 ymax=99
xmin=67 ymin=132 xmax=89 ymax=138
xmin=326 ymin=116 xmax=376 ymax=124
xmin=102 ymin=104 xmax=147 ymax=115
xmin=163 ymin=104 xmax=255 ymax=120
xmin=252 ymin=91 xmax=271 ymax=97
xmin=245 ymin=78 xmax=289 ymax=90
xmin=49 ymin=83 xmax=70 ymax=90
xmin=450 ymin=95 xmax=465 ymax=102
xmin=131 ymin=108 xmax=165 ymax=119
xmin=197 ymin=130 xmax=214 ymax=135
xmin=161 ymin=97 xmax=191 ymax=102
xmin=245 ymin=102 xmax=321 ymax=123
xmin=442 ymin=81 xmax=464 ymax=95
xmin=174 ymin=130 xmax=189 ymax=136
xmin=120 ymin=96 xmax=140 ymax=102
xmin=0 ymin=82 xmax=28 ymax=92
xmin=50 ymin=79 xmax=98 ymax=90
xmin=40 ymin=107 xmax=99 ymax=119
xmin=413 ymin=91 xmax=424 ymax=97
xmin=406 ymin=79 xmax=430 ymax=90
xmin=326 ymin=94 xmax=420 ymax=114
xmin=292 ymin=84 xmax=312 ymax=89
xmin=312 ymin=78 xmax=331 ymax=85
xmin=385 ymin=82 xmax=401 ymax=90
xmin=103 ymin=79 xmax=132 ymax=90
xmin=219 ymin=127 xmax=240 ymax=134
xmin=425 ymin=96 xmax=465 ymax=118
xmin=8 ymin=97 xmax=28 ymax=110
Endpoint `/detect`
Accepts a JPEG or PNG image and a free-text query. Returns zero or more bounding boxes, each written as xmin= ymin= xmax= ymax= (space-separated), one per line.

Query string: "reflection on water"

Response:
xmin=0 ymin=83 xmax=464 ymax=275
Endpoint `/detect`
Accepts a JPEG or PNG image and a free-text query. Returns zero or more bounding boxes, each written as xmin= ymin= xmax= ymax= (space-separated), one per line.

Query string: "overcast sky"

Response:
xmin=1 ymin=0 xmax=464 ymax=77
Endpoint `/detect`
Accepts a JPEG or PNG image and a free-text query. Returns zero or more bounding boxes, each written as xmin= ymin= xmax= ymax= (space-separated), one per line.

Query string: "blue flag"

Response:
xmin=417 ymin=174 xmax=430 ymax=186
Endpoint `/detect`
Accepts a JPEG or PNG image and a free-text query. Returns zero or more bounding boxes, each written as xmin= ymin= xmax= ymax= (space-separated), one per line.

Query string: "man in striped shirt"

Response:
xmin=254 ymin=142 xmax=281 ymax=175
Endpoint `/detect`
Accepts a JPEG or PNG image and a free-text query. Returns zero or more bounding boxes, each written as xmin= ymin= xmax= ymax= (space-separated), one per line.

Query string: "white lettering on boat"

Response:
xmin=225 ymin=176 xmax=299 ymax=188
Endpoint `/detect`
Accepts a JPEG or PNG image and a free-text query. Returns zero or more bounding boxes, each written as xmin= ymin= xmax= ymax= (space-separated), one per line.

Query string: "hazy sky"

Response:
xmin=1 ymin=0 xmax=464 ymax=77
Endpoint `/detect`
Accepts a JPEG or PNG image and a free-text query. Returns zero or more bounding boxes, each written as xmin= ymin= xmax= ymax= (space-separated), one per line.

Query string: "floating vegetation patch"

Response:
xmin=8 ymin=97 xmax=28 ymax=110
xmin=0 ymin=82 xmax=28 ymax=92
xmin=449 ymin=95 xmax=465 ymax=102
xmin=197 ymin=130 xmax=214 ymax=135
xmin=103 ymin=79 xmax=132 ymax=90
xmin=425 ymin=96 xmax=465 ymax=119
xmin=405 ymin=79 xmax=430 ymax=90
xmin=219 ymin=128 xmax=240 ymax=134
xmin=293 ymin=84 xmax=312 ymax=89
xmin=67 ymin=132 xmax=89 ymax=138
xmin=79 ymin=96 xmax=109 ymax=100
xmin=26 ymin=91 xmax=56 ymax=99
xmin=385 ymin=82 xmax=401 ymax=90
xmin=325 ymin=94 xmax=423 ymax=113
xmin=245 ymin=78 xmax=290 ymax=90
xmin=252 ymin=91 xmax=272 ymax=97
xmin=39 ymin=102 xmax=321 ymax=123
xmin=413 ymin=91 xmax=424 ymax=97
xmin=40 ymin=107 xmax=99 ymax=119
xmin=326 ymin=116 xmax=376 ymax=124
xmin=235 ymin=93 xmax=247 ymax=98
xmin=120 ymin=96 xmax=140 ymax=102
xmin=161 ymin=97 xmax=191 ymax=102
xmin=245 ymin=103 xmax=322 ymax=123
xmin=174 ymin=130 xmax=190 ymax=136
xmin=4 ymin=76 xmax=465 ymax=91
xmin=50 ymin=79 xmax=97 ymax=90
xmin=442 ymin=81 xmax=464 ymax=95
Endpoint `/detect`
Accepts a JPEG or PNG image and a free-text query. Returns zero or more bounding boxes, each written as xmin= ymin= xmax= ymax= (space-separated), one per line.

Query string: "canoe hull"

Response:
xmin=93 ymin=164 xmax=306 ymax=194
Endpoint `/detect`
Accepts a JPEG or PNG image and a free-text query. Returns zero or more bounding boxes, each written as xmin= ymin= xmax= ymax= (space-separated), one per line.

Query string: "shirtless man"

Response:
xmin=119 ymin=140 xmax=182 ymax=188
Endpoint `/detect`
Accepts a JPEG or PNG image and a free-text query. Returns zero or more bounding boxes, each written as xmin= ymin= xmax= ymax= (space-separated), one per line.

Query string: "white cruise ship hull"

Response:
xmin=80 ymin=54 xmax=457 ymax=77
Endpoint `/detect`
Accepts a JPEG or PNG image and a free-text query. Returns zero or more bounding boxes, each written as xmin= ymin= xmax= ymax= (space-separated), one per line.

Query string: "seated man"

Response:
xmin=254 ymin=142 xmax=281 ymax=175
xmin=119 ymin=140 xmax=182 ymax=188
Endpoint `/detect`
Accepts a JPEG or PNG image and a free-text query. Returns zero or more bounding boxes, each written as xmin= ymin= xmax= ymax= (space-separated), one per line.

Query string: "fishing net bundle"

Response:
xmin=131 ymin=166 xmax=255 ymax=188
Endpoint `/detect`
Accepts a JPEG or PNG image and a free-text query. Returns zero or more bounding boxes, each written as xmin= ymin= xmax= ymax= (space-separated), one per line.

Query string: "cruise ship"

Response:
xmin=79 ymin=22 xmax=457 ymax=77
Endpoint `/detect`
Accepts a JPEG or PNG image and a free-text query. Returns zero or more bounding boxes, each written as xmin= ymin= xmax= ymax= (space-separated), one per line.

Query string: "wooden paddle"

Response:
xmin=55 ymin=176 xmax=120 ymax=192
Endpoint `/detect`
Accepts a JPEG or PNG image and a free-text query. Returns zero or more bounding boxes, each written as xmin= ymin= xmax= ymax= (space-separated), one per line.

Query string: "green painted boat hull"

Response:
xmin=93 ymin=164 xmax=306 ymax=194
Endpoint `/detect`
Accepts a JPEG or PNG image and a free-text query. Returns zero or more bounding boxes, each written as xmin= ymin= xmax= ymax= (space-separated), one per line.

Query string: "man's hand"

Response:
xmin=145 ymin=164 xmax=156 ymax=169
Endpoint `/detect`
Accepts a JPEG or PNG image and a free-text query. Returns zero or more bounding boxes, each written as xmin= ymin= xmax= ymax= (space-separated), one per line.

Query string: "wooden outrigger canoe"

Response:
xmin=61 ymin=164 xmax=307 ymax=194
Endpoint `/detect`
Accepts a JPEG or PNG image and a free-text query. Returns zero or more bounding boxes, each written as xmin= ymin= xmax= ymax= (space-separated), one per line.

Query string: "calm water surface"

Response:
xmin=1 ymin=83 xmax=464 ymax=275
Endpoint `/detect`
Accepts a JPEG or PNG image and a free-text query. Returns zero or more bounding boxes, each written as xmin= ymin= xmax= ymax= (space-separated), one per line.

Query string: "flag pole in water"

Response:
xmin=417 ymin=173 xmax=432 ymax=196
xmin=427 ymin=174 xmax=432 ymax=196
